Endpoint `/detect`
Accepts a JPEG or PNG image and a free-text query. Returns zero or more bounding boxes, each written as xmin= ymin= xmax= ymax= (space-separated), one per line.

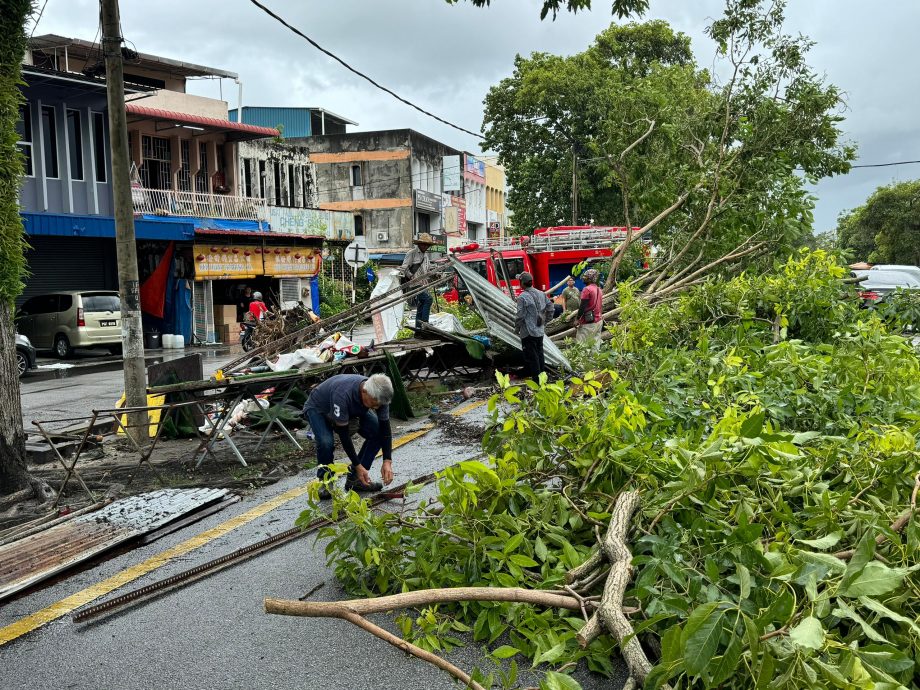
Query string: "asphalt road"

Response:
xmin=0 ymin=402 xmax=628 ymax=690
xmin=19 ymin=348 xmax=235 ymax=426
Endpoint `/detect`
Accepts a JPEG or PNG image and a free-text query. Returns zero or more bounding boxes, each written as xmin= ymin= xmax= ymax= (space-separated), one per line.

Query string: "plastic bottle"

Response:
xmin=174 ymin=334 xmax=184 ymax=349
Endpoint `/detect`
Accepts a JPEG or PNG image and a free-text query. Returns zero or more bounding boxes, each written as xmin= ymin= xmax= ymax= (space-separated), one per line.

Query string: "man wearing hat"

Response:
xmin=400 ymin=232 xmax=436 ymax=327
xmin=514 ymin=271 xmax=555 ymax=380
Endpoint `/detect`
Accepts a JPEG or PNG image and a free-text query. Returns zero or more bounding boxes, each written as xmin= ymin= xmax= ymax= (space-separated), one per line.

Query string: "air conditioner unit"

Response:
xmin=376 ymin=231 xmax=389 ymax=242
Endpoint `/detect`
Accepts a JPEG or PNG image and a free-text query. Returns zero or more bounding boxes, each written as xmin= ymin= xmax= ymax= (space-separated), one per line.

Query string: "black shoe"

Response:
xmin=317 ymin=486 xmax=332 ymax=500
xmin=344 ymin=477 xmax=383 ymax=493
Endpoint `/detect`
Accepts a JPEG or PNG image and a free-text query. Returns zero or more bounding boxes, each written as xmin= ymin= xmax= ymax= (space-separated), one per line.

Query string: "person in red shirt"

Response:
xmin=248 ymin=291 xmax=268 ymax=321
xmin=576 ymin=269 xmax=604 ymax=349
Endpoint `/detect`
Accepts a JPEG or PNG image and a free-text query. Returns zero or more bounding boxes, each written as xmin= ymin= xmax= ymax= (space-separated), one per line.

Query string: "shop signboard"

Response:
xmin=269 ymin=207 xmax=355 ymax=241
xmin=193 ymin=244 xmax=262 ymax=280
xmin=263 ymin=247 xmax=322 ymax=277
xmin=442 ymin=155 xmax=461 ymax=192
xmin=414 ymin=189 xmax=441 ymax=213
xmin=464 ymin=154 xmax=485 ymax=182
xmin=488 ymin=221 xmax=501 ymax=239
xmin=451 ymin=195 xmax=467 ymax=234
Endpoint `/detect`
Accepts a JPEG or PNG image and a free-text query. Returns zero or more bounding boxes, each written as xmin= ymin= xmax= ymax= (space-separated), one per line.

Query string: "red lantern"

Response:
xmin=254 ymin=248 xmax=262 ymax=254
xmin=274 ymin=248 xmax=281 ymax=255
xmin=294 ymin=253 xmax=302 ymax=259
xmin=221 ymin=246 xmax=230 ymax=253
xmin=244 ymin=250 xmax=251 ymax=257
xmin=232 ymin=248 xmax=240 ymax=254
xmin=210 ymin=246 xmax=218 ymax=253
xmin=196 ymin=254 xmax=205 ymax=262
xmin=283 ymin=248 xmax=291 ymax=255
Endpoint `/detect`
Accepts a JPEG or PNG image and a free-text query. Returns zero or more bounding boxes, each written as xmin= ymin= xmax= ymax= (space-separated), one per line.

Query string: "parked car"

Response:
xmin=869 ymin=264 xmax=920 ymax=284
xmin=853 ymin=269 xmax=920 ymax=303
xmin=16 ymin=291 xmax=122 ymax=358
xmin=15 ymin=333 xmax=36 ymax=378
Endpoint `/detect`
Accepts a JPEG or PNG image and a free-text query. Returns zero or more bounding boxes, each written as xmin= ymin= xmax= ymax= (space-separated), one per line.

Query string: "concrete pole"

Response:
xmin=101 ymin=0 xmax=147 ymax=442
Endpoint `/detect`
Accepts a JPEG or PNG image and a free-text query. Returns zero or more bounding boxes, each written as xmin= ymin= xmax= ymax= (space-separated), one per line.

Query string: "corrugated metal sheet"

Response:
xmin=449 ymin=255 xmax=571 ymax=372
xmin=230 ymin=106 xmax=313 ymax=138
xmin=125 ymin=104 xmax=280 ymax=137
xmin=21 ymin=212 xmax=196 ymax=241
xmin=0 ymin=488 xmax=229 ymax=601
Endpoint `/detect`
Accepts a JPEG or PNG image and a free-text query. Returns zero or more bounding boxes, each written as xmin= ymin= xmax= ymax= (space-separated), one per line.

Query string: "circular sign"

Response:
xmin=344 ymin=238 xmax=368 ymax=268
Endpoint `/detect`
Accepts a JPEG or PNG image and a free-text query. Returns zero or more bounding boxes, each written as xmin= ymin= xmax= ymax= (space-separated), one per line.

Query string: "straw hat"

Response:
xmin=413 ymin=232 xmax=436 ymax=246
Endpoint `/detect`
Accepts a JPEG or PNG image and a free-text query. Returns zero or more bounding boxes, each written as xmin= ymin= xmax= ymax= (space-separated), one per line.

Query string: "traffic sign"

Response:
xmin=344 ymin=238 xmax=368 ymax=268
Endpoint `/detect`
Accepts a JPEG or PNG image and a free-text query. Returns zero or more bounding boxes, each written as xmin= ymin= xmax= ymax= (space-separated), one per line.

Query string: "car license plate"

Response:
xmin=100 ymin=319 xmax=117 ymax=327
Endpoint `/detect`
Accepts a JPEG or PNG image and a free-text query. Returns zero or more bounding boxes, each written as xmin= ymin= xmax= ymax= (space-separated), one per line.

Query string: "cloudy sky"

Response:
xmin=32 ymin=0 xmax=920 ymax=233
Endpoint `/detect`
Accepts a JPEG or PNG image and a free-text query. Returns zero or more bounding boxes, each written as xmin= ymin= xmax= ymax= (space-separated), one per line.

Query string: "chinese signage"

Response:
xmin=442 ymin=155 xmax=461 ymax=191
xmin=464 ymin=154 xmax=485 ymax=182
xmin=452 ymin=195 xmax=466 ymax=234
xmin=488 ymin=221 xmax=501 ymax=239
xmin=263 ymin=247 xmax=322 ymax=277
xmin=414 ymin=189 xmax=441 ymax=213
xmin=193 ymin=245 xmax=262 ymax=280
xmin=269 ymin=207 xmax=355 ymax=241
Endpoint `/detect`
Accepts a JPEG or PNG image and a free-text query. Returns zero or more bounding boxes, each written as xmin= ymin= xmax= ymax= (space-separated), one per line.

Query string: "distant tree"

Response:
xmin=447 ymin=0 xmax=650 ymax=21
xmin=482 ymin=2 xmax=854 ymax=289
xmin=0 ymin=0 xmax=34 ymax=499
xmin=837 ymin=180 xmax=920 ymax=265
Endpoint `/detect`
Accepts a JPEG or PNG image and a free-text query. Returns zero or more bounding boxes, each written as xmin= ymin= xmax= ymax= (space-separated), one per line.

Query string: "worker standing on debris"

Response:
xmin=576 ymin=269 xmax=604 ymax=349
xmin=515 ymin=271 xmax=555 ymax=380
xmin=561 ymin=276 xmax=581 ymax=317
xmin=399 ymin=232 xmax=436 ymax=327
xmin=303 ymin=373 xmax=395 ymax=499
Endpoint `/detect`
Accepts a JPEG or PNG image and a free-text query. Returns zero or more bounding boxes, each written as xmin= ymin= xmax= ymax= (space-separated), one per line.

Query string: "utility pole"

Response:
xmin=101 ymin=0 xmax=147 ymax=442
xmin=571 ymin=146 xmax=579 ymax=225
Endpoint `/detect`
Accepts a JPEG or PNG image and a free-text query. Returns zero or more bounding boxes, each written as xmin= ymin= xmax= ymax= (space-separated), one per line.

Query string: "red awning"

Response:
xmin=125 ymin=103 xmax=280 ymax=140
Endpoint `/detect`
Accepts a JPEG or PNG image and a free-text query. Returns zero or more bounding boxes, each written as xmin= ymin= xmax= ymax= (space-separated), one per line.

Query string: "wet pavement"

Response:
xmin=0 ymin=401 xmax=626 ymax=690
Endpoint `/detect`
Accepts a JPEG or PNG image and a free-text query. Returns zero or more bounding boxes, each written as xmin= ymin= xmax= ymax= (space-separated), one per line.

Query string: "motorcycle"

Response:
xmin=239 ymin=320 xmax=256 ymax=351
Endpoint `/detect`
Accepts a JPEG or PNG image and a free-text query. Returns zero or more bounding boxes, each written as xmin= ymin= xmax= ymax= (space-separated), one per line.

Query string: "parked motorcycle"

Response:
xmin=239 ymin=320 xmax=256 ymax=351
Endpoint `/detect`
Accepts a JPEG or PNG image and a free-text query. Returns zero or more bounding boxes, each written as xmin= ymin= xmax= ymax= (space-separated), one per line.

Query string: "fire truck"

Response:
xmin=443 ymin=225 xmax=643 ymax=300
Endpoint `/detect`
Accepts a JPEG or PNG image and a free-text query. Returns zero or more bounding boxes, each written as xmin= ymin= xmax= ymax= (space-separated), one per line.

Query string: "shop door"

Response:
xmin=20 ymin=236 xmax=117 ymax=304
xmin=192 ymin=280 xmax=215 ymax=344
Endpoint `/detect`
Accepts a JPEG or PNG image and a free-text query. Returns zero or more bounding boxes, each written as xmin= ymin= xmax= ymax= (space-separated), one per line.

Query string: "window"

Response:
xmin=81 ymin=293 xmax=120 ymax=312
xmin=502 ymin=257 xmax=526 ymax=280
xmin=288 ymin=163 xmax=296 ymax=207
xmin=41 ymin=105 xmax=58 ymax=178
xmin=302 ymin=168 xmax=312 ymax=207
xmin=273 ymin=161 xmax=282 ymax=205
xmin=178 ymin=140 xmax=192 ymax=192
xmin=242 ymin=158 xmax=252 ymax=197
xmin=92 ymin=112 xmax=106 ymax=182
xmin=140 ymin=135 xmax=171 ymax=190
xmin=258 ymin=160 xmax=266 ymax=198
xmin=354 ymin=214 xmax=364 ymax=236
xmin=417 ymin=213 xmax=431 ymax=233
xmin=469 ymin=261 xmax=488 ymax=280
xmin=66 ymin=110 xmax=83 ymax=180
xmin=195 ymin=143 xmax=209 ymax=193
xmin=350 ymin=164 xmax=362 ymax=187
xmin=16 ymin=104 xmax=32 ymax=176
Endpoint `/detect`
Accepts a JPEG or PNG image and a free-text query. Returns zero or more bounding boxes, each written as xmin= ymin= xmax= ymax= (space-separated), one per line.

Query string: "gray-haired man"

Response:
xmin=303 ymin=373 xmax=396 ymax=498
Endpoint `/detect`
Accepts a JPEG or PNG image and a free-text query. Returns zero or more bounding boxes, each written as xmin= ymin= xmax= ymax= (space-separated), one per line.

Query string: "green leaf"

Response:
xmin=737 ymin=563 xmax=751 ymax=599
xmin=788 ymin=616 xmax=824 ymax=650
xmin=539 ymin=671 xmax=582 ymax=690
xmin=856 ymin=644 xmax=915 ymax=674
xmin=858 ymin=596 xmax=920 ymax=634
xmin=534 ymin=536 xmax=548 ymax=562
xmin=740 ymin=410 xmax=765 ymax=438
xmin=659 ymin=624 xmax=682 ymax=664
xmin=832 ymin=599 xmax=888 ymax=643
xmin=840 ymin=531 xmax=876 ymax=590
xmin=534 ymin=642 xmax=567 ymax=666
xmin=840 ymin=562 xmax=908 ymax=597
xmin=504 ymin=532 xmax=525 ymax=555
xmin=508 ymin=554 xmax=539 ymax=567
xmin=797 ymin=532 xmax=842 ymax=550
xmin=681 ymin=601 xmax=725 ymax=675
xmin=491 ymin=645 xmax=521 ymax=659
xmin=710 ymin=632 xmax=743 ymax=686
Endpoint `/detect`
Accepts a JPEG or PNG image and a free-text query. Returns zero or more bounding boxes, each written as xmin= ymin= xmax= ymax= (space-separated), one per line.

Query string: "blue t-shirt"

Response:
xmin=304 ymin=374 xmax=390 ymax=425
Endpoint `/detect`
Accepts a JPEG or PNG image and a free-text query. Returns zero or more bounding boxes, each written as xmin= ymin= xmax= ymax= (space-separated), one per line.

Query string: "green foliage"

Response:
xmin=0 ymin=0 xmax=31 ymax=305
xmin=446 ymin=0 xmax=649 ymax=21
xmin=836 ymin=179 xmax=920 ymax=264
xmin=483 ymin=1 xmax=854 ymax=276
xmin=314 ymin=250 xmax=920 ymax=687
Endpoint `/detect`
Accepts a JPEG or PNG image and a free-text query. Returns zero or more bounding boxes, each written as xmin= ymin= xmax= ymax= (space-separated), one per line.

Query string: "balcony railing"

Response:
xmin=132 ymin=187 xmax=269 ymax=222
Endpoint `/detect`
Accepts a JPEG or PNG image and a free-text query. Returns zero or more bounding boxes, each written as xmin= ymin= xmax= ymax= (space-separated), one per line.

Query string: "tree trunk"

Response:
xmin=0 ymin=300 xmax=29 ymax=495
xmin=0 ymin=0 xmax=34 ymax=497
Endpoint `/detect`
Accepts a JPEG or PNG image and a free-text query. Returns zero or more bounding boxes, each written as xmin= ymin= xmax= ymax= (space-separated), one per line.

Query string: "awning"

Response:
xmin=22 ymin=212 xmax=195 ymax=241
xmin=125 ymin=103 xmax=280 ymax=141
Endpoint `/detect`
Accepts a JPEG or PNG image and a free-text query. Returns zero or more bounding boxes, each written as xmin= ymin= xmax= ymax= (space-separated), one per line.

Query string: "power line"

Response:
xmin=850 ymin=159 xmax=920 ymax=169
xmin=29 ymin=0 xmax=51 ymax=39
xmin=247 ymin=0 xmax=484 ymax=141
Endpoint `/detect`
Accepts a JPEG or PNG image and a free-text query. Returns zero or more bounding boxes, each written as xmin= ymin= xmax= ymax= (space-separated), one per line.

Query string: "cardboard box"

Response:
xmin=214 ymin=304 xmax=238 ymax=324
xmin=216 ymin=324 xmax=232 ymax=344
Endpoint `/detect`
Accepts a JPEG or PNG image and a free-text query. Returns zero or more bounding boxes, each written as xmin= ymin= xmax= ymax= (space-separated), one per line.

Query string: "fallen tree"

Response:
xmin=289 ymin=250 xmax=920 ymax=689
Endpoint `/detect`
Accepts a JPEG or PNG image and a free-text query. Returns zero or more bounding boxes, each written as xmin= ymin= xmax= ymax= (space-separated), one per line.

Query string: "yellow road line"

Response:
xmin=451 ymin=399 xmax=488 ymax=417
xmin=0 ymin=400 xmax=487 ymax=647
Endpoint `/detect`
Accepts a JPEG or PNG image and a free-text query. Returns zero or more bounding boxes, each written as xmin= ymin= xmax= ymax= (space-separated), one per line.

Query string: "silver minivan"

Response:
xmin=16 ymin=291 xmax=122 ymax=358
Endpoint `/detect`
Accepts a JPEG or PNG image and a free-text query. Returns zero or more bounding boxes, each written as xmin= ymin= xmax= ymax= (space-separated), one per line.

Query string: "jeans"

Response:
xmin=415 ymin=290 xmax=433 ymax=326
xmin=305 ymin=408 xmax=381 ymax=480
xmin=521 ymin=335 xmax=545 ymax=380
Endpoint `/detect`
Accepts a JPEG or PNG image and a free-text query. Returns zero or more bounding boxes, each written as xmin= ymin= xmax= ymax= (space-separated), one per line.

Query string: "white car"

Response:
xmin=856 ymin=269 xmax=920 ymax=302
xmin=869 ymin=264 xmax=920 ymax=284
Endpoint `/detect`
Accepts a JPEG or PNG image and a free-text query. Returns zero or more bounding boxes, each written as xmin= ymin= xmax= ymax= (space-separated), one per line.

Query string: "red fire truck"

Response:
xmin=443 ymin=225 xmax=642 ymax=300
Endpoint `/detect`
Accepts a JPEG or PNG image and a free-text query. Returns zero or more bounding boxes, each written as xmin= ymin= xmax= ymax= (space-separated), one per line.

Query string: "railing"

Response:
xmin=132 ymin=187 xmax=269 ymax=222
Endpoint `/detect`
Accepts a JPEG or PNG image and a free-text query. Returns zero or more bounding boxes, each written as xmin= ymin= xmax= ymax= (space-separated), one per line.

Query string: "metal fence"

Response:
xmin=132 ymin=187 xmax=269 ymax=222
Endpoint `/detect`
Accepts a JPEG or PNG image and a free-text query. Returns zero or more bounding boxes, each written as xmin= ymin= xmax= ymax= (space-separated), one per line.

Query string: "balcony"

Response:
xmin=132 ymin=187 xmax=268 ymax=222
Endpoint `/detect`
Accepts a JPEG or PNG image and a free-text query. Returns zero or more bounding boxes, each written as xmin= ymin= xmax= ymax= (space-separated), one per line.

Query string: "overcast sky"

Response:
xmin=32 ymin=0 xmax=920 ymax=233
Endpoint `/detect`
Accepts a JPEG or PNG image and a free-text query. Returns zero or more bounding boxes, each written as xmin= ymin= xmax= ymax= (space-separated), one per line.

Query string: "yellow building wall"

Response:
xmin=485 ymin=162 xmax=506 ymax=216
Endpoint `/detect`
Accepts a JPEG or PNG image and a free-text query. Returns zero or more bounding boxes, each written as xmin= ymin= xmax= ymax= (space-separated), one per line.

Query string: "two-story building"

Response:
xmin=20 ymin=36 xmax=329 ymax=345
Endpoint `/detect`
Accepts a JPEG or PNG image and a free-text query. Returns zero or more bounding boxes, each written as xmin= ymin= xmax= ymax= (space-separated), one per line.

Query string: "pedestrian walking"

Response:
xmin=302 ymin=373 xmax=395 ymax=499
xmin=576 ymin=269 xmax=604 ymax=349
xmin=514 ymin=271 xmax=555 ymax=380
xmin=400 ymin=233 xmax=436 ymax=327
